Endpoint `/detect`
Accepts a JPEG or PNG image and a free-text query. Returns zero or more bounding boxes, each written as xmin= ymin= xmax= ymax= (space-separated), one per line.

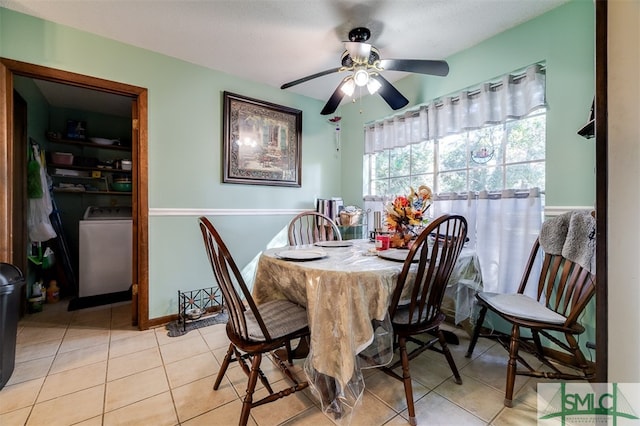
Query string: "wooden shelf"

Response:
xmin=49 ymin=164 xmax=131 ymax=175
xmin=47 ymin=136 xmax=131 ymax=151
xmin=53 ymin=188 xmax=131 ymax=195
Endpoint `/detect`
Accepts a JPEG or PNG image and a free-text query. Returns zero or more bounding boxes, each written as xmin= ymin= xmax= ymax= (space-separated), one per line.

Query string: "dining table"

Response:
xmin=252 ymin=238 xmax=482 ymax=421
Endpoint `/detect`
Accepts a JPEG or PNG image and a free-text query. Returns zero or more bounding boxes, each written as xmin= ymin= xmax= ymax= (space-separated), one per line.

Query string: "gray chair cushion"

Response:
xmin=478 ymin=292 xmax=566 ymax=324
xmin=246 ymin=299 xmax=308 ymax=341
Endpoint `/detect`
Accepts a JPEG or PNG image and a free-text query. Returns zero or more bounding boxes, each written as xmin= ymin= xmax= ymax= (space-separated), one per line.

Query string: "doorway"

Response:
xmin=0 ymin=58 xmax=150 ymax=329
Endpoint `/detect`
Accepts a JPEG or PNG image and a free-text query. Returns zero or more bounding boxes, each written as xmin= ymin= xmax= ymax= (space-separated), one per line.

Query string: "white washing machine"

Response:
xmin=78 ymin=206 xmax=132 ymax=297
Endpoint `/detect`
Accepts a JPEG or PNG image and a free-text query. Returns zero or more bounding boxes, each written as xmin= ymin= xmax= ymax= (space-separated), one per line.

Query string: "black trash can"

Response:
xmin=0 ymin=262 xmax=25 ymax=390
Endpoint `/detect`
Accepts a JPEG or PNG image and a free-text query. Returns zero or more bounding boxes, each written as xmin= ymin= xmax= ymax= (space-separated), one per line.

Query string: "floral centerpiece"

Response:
xmin=384 ymin=185 xmax=433 ymax=248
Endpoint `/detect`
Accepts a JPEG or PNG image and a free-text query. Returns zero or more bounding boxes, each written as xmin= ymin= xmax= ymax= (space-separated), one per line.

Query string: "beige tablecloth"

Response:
xmin=252 ymin=240 xmax=481 ymax=419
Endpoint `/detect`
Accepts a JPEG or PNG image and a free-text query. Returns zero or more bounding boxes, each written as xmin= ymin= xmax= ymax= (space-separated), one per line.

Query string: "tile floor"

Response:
xmin=0 ymin=300 xmax=545 ymax=425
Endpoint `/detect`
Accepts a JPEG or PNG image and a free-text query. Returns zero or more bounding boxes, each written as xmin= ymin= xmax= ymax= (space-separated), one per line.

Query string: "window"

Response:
xmin=365 ymin=110 xmax=545 ymax=196
xmin=364 ymin=64 xmax=546 ymax=197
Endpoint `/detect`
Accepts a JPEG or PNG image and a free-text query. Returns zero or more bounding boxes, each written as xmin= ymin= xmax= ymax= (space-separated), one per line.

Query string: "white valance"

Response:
xmin=364 ymin=64 xmax=546 ymax=154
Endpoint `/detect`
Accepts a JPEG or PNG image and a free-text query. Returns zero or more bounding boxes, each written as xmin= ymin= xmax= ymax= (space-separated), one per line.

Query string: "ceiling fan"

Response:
xmin=281 ymin=27 xmax=450 ymax=115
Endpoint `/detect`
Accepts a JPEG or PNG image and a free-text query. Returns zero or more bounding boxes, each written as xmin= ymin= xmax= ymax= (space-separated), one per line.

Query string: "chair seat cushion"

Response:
xmin=478 ymin=292 xmax=566 ymax=325
xmin=246 ymin=299 xmax=308 ymax=341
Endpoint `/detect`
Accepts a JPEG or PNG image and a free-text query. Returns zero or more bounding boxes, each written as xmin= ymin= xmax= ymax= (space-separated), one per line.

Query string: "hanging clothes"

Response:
xmin=27 ymin=143 xmax=57 ymax=242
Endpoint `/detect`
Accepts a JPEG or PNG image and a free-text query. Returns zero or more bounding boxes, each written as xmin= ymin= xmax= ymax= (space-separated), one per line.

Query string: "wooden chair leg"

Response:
xmin=239 ymin=353 xmax=262 ymax=426
xmin=438 ymin=330 xmax=462 ymax=385
xmin=466 ymin=305 xmax=487 ymax=358
xmin=504 ymin=325 xmax=520 ymax=407
xmin=214 ymin=343 xmax=234 ymax=390
xmin=398 ymin=337 xmax=417 ymax=426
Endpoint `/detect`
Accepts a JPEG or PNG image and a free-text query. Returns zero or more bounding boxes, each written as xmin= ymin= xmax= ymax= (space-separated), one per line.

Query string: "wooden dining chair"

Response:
xmin=380 ymin=214 xmax=468 ymax=426
xmin=287 ymin=211 xmax=342 ymax=245
xmin=465 ymin=237 xmax=596 ymax=407
xmin=198 ymin=217 xmax=310 ymax=426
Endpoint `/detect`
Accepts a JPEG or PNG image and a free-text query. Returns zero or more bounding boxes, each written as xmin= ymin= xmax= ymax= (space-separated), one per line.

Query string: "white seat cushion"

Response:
xmin=478 ymin=292 xmax=566 ymax=325
xmin=246 ymin=299 xmax=308 ymax=341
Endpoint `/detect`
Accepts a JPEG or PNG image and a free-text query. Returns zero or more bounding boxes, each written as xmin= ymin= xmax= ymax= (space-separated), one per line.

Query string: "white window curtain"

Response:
xmin=430 ymin=189 xmax=542 ymax=296
xmin=365 ymin=188 xmax=542 ymax=296
xmin=364 ymin=63 xmax=546 ymax=154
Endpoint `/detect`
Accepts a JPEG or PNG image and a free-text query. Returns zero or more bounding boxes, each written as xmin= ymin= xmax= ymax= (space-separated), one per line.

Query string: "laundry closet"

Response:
xmin=15 ymin=76 xmax=134 ymax=311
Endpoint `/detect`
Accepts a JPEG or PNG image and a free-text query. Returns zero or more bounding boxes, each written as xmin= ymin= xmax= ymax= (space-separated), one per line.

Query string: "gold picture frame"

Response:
xmin=223 ymin=92 xmax=302 ymax=187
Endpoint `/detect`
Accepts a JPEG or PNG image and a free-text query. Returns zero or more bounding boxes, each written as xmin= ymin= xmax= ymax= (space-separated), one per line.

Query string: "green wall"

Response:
xmin=1 ymin=1 xmax=595 ymax=319
xmin=1 ymin=7 xmax=339 ymax=317
xmin=338 ymin=0 xmax=595 ymax=210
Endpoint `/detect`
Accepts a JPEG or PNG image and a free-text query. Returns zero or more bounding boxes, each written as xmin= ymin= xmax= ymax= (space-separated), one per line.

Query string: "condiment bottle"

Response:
xmin=47 ymin=280 xmax=60 ymax=303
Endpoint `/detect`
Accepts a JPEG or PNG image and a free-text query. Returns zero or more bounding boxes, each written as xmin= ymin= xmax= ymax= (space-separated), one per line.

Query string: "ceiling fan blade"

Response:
xmin=281 ymin=67 xmax=343 ymax=89
xmin=373 ymin=75 xmax=409 ymax=110
xmin=320 ymin=78 xmax=348 ymax=115
xmin=379 ymin=59 xmax=449 ymax=77
xmin=344 ymin=41 xmax=372 ymax=64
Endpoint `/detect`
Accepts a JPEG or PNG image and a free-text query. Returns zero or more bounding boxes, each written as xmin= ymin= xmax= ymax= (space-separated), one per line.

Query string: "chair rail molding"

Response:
xmin=544 ymin=206 xmax=594 ymax=217
xmin=149 ymin=208 xmax=309 ymax=217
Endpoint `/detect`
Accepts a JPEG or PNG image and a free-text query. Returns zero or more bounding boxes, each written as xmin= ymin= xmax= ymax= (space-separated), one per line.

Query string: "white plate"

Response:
xmin=276 ymin=249 xmax=328 ymax=261
xmin=314 ymin=241 xmax=353 ymax=248
xmin=377 ymin=249 xmax=419 ymax=263
xmin=89 ymin=137 xmax=118 ymax=145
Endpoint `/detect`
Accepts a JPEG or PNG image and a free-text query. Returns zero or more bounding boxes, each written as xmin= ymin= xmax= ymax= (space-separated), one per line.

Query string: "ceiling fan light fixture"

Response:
xmin=353 ymin=68 xmax=369 ymax=87
xmin=340 ymin=78 xmax=356 ymax=96
xmin=367 ymin=77 xmax=382 ymax=95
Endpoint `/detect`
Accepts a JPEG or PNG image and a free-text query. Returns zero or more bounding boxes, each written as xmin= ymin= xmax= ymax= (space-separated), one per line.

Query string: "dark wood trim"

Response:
xmin=0 ymin=58 xmax=150 ymax=330
xmin=594 ymin=0 xmax=608 ymax=383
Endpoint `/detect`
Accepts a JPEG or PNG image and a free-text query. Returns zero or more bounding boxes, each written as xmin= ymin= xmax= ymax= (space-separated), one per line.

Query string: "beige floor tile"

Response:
xmin=107 ymin=347 xmax=163 ymax=382
xmin=15 ymin=339 xmax=61 ymax=363
xmin=108 ymin=330 xmax=158 ymax=358
xmin=154 ymin=326 xmax=195 ymax=346
xmin=384 ymin=414 xmax=417 ymax=425
xmin=410 ymin=391 xmax=486 ymax=425
xmin=5 ymin=356 xmax=54 ymax=386
xmin=10 ymin=301 xmax=561 ymax=426
xmin=365 ymin=369 xmax=430 ymax=413
xmin=510 ymin=379 xmax=539 ymax=408
xmin=172 ymin=375 xmax=238 ymax=423
xmin=459 ymin=344 xmax=530 ymax=395
xmin=0 ymin=406 xmax=31 ymax=426
xmin=199 ymin=323 xmax=230 ymax=350
xmin=181 ymin=399 xmax=257 ymax=426
xmin=158 ymin=334 xmax=210 ymax=365
xmin=0 ymin=378 xmax=44 ymax=415
xmin=71 ymin=306 xmax=112 ymax=325
xmin=165 ymin=351 xmax=219 ymax=389
xmin=249 ymin=382 xmax=315 ymax=426
xmin=16 ymin=324 xmax=67 ymax=346
xmin=400 ymin=352 xmax=457 ymax=389
xmin=37 ymin=361 xmax=107 ymax=403
xmin=434 ymin=374 xmax=505 ymax=422
xmin=58 ymin=327 xmax=110 ymax=353
xmin=345 ymin=390 xmax=398 ymax=426
xmin=103 ymin=391 xmax=178 ymax=426
xmin=280 ymin=406 xmax=336 ymax=426
xmin=109 ymin=327 xmax=153 ymax=343
xmin=28 ymin=384 xmax=104 ymax=426
xmin=73 ymin=415 xmax=104 ymax=426
xmin=104 ymin=366 xmax=169 ymax=412
xmin=491 ymin=404 xmax=538 ymax=425
xmin=49 ymin=343 xmax=109 ymax=374
xmin=225 ymin=356 xmax=287 ymax=396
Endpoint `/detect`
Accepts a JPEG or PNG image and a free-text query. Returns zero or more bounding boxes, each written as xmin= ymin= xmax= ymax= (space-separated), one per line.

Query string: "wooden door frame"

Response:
xmin=0 ymin=58 xmax=150 ymax=329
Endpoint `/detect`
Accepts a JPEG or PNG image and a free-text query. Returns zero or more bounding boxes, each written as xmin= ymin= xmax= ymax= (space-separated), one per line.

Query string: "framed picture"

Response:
xmin=223 ymin=92 xmax=302 ymax=187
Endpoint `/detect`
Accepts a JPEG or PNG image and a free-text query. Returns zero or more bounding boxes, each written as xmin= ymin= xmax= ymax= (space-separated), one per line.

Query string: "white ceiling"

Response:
xmin=3 ymin=0 xmax=568 ymax=114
